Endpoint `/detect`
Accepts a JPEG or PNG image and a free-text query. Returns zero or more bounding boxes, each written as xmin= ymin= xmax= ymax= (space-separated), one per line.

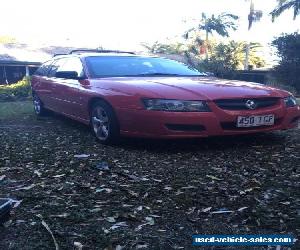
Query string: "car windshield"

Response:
xmin=85 ymin=56 xmax=206 ymax=77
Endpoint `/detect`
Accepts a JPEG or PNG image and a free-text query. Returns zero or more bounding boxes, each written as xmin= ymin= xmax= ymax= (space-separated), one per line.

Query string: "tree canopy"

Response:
xmin=270 ymin=0 xmax=300 ymax=21
xmin=184 ymin=13 xmax=239 ymax=40
xmin=184 ymin=12 xmax=239 ymax=60
xmin=141 ymin=41 xmax=185 ymax=55
xmin=272 ymin=32 xmax=300 ymax=92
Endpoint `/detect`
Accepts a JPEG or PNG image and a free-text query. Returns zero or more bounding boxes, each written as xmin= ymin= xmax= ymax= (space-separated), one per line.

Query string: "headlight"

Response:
xmin=143 ymin=99 xmax=211 ymax=112
xmin=284 ymin=96 xmax=298 ymax=107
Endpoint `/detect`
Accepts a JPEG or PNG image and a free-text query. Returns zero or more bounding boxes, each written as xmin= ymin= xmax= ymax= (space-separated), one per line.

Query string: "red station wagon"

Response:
xmin=31 ymin=50 xmax=300 ymax=144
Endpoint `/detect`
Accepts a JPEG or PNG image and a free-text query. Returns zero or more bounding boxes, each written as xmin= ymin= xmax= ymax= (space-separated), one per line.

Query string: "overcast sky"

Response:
xmin=1 ymin=0 xmax=299 ymax=54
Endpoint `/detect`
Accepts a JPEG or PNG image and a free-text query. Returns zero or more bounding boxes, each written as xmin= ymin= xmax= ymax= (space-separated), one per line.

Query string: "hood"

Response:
xmin=92 ymin=76 xmax=289 ymax=100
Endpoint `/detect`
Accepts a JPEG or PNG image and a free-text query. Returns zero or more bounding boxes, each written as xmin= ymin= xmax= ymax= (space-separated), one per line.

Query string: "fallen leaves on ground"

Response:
xmin=0 ymin=113 xmax=299 ymax=249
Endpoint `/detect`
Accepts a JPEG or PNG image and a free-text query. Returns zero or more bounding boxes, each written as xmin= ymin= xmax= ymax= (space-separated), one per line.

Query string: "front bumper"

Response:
xmin=116 ymin=102 xmax=300 ymax=138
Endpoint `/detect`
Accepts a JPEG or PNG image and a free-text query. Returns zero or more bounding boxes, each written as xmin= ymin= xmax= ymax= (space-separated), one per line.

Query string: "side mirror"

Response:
xmin=55 ymin=71 xmax=80 ymax=79
xmin=204 ymin=72 xmax=215 ymax=77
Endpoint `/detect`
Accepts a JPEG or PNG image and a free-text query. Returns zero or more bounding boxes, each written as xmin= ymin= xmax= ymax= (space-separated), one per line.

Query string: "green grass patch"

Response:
xmin=0 ymin=101 xmax=33 ymax=119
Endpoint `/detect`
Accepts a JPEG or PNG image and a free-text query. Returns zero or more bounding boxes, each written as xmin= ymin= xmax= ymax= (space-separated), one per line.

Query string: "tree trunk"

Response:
xmin=244 ymin=43 xmax=250 ymax=70
xmin=205 ymin=20 xmax=209 ymax=61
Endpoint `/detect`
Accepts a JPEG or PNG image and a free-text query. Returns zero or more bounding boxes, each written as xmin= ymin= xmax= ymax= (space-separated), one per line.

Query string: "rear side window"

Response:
xmin=56 ymin=57 xmax=84 ymax=77
xmin=47 ymin=59 xmax=66 ymax=77
xmin=34 ymin=60 xmax=53 ymax=76
xmin=46 ymin=57 xmax=84 ymax=78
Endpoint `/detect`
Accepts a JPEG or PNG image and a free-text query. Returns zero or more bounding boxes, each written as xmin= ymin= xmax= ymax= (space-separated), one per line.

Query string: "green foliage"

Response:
xmin=142 ymin=39 xmax=266 ymax=78
xmin=141 ymin=41 xmax=185 ymax=54
xmin=184 ymin=13 xmax=239 ymax=39
xmin=0 ymin=77 xmax=32 ymax=102
xmin=271 ymin=32 xmax=300 ymax=93
xmin=265 ymin=75 xmax=297 ymax=94
xmin=198 ymin=41 xmax=265 ymax=77
xmin=199 ymin=13 xmax=239 ymax=37
xmin=184 ymin=12 xmax=239 ymax=60
xmin=270 ymin=0 xmax=300 ymax=21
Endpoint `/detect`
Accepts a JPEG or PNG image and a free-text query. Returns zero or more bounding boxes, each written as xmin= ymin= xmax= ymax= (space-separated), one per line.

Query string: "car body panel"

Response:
xmin=91 ymin=76 xmax=286 ymax=101
xmin=115 ymin=98 xmax=299 ymax=138
xmin=31 ymin=75 xmax=55 ymax=108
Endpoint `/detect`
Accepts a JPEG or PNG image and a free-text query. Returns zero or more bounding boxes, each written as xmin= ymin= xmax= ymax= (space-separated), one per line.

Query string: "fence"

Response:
xmin=233 ymin=70 xmax=270 ymax=84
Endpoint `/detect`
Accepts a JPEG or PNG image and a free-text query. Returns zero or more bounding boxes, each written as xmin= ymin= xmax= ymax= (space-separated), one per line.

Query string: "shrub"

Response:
xmin=271 ymin=33 xmax=300 ymax=94
xmin=195 ymin=41 xmax=265 ymax=79
xmin=265 ymin=74 xmax=297 ymax=95
xmin=197 ymin=59 xmax=236 ymax=79
xmin=0 ymin=77 xmax=32 ymax=102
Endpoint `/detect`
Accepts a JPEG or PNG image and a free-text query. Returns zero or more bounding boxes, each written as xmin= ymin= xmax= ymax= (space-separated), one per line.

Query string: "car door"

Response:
xmin=40 ymin=59 xmax=62 ymax=111
xmin=44 ymin=57 xmax=69 ymax=113
xmin=51 ymin=57 xmax=86 ymax=118
xmin=32 ymin=60 xmax=54 ymax=108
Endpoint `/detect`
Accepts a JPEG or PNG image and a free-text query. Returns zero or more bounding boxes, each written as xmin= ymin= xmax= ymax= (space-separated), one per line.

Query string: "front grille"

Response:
xmin=215 ymin=97 xmax=279 ymax=110
xmin=165 ymin=124 xmax=206 ymax=132
xmin=221 ymin=118 xmax=282 ymax=131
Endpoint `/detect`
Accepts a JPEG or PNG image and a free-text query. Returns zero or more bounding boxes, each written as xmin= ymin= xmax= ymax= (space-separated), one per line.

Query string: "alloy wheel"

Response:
xmin=33 ymin=97 xmax=41 ymax=115
xmin=92 ymin=106 xmax=110 ymax=140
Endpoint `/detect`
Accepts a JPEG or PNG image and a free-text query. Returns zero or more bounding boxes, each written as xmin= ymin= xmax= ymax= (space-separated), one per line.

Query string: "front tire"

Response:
xmin=90 ymin=100 xmax=120 ymax=145
xmin=33 ymin=95 xmax=47 ymax=116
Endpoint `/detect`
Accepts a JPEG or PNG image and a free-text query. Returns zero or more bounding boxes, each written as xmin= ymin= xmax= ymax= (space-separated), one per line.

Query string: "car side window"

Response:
xmin=57 ymin=57 xmax=85 ymax=77
xmin=34 ymin=60 xmax=53 ymax=76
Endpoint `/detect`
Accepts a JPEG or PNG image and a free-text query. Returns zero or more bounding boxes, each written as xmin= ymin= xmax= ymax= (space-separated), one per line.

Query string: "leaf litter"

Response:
xmin=0 ymin=114 xmax=299 ymax=249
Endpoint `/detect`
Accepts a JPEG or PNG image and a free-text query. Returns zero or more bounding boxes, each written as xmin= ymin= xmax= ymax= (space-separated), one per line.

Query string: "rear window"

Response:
xmin=85 ymin=56 xmax=205 ymax=78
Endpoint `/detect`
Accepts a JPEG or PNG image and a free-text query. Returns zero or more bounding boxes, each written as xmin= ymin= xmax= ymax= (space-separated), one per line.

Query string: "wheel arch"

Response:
xmin=88 ymin=97 xmax=120 ymax=127
xmin=88 ymin=96 xmax=115 ymax=114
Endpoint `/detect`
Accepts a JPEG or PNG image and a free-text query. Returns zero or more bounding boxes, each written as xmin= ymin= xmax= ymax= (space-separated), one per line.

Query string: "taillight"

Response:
xmin=79 ymin=79 xmax=90 ymax=86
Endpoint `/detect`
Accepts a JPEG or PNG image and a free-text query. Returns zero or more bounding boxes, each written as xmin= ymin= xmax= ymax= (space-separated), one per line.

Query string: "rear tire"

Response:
xmin=33 ymin=95 xmax=47 ymax=116
xmin=90 ymin=100 xmax=120 ymax=145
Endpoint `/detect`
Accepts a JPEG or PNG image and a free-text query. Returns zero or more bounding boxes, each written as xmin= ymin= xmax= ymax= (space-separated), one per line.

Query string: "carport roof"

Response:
xmin=0 ymin=43 xmax=90 ymax=65
xmin=0 ymin=60 xmax=41 ymax=66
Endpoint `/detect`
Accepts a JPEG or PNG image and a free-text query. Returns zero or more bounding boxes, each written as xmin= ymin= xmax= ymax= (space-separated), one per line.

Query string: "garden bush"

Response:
xmin=0 ymin=77 xmax=32 ymax=102
xmin=265 ymin=74 xmax=297 ymax=95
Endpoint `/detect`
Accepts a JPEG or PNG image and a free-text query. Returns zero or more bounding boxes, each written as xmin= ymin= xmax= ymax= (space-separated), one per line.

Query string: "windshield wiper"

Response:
xmin=134 ymin=73 xmax=181 ymax=76
xmin=133 ymin=73 xmax=207 ymax=77
xmin=119 ymin=72 xmax=208 ymax=77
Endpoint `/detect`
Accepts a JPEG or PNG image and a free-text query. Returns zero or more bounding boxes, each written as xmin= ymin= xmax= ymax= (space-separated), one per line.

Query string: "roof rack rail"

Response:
xmin=69 ymin=49 xmax=135 ymax=55
xmin=53 ymin=53 xmax=67 ymax=57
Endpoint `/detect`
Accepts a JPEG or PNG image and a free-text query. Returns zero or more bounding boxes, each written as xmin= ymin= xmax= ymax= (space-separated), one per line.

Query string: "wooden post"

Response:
xmin=244 ymin=43 xmax=250 ymax=70
xmin=25 ymin=66 xmax=30 ymax=77
xmin=3 ymin=66 xmax=8 ymax=84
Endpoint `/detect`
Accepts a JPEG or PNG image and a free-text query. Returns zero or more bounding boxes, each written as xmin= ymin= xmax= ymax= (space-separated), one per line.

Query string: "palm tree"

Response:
xmin=184 ymin=12 xmax=239 ymax=60
xmin=247 ymin=0 xmax=263 ymax=30
xmin=244 ymin=0 xmax=262 ymax=70
xmin=270 ymin=0 xmax=300 ymax=21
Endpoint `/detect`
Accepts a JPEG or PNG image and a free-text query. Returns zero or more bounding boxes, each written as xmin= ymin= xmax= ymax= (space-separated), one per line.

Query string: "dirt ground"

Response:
xmin=0 ymin=108 xmax=299 ymax=250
